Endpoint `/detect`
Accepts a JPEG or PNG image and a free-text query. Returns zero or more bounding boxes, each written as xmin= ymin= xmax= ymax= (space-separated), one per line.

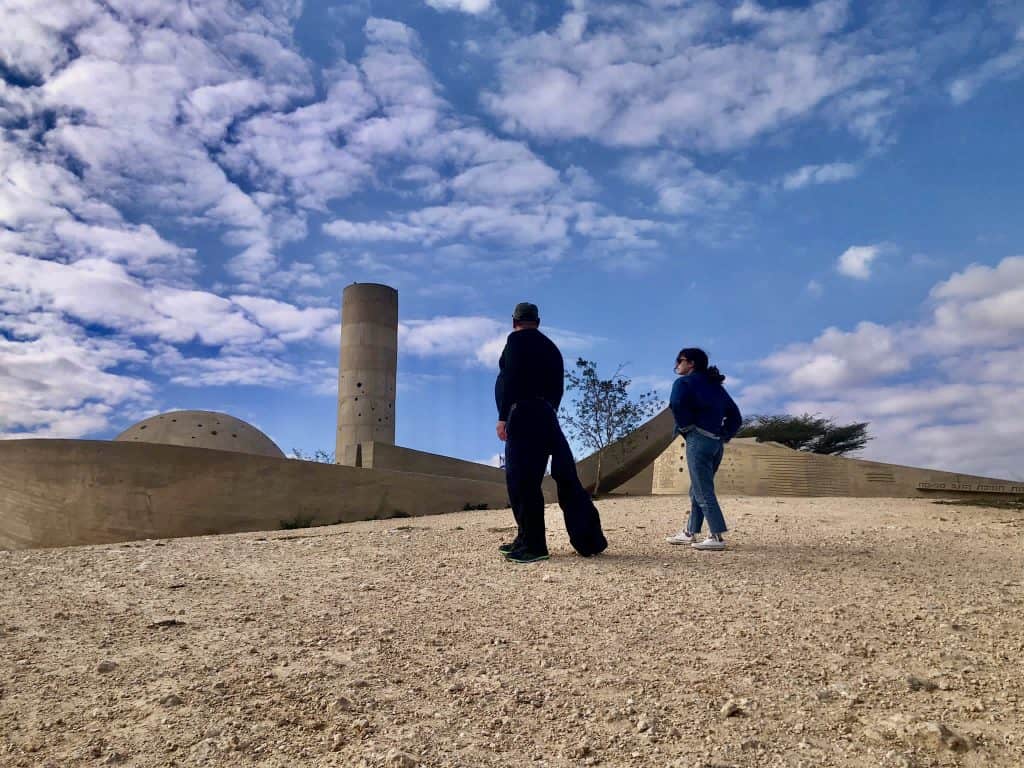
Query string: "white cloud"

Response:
xmin=1 ymin=250 xmax=345 ymax=351
xmin=836 ymin=244 xmax=881 ymax=279
xmin=449 ymin=153 xmax=559 ymax=202
xmin=152 ymin=345 xmax=307 ymax=388
xmin=0 ymin=148 xmax=195 ymax=276
xmin=5 ymin=3 xmax=653 ymax=298
xmin=322 ymin=219 xmax=425 ymax=243
xmin=0 ymin=0 xmax=317 ymax=286
xmin=1 ymin=253 xmax=265 ymax=346
xmin=326 ymin=202 xmax=572 ymax=251
xmin=573 ymin=203 xmax=661 ymax=248
xmin=949 ymin=27 xmax=1024 ymax=105
xmin=623 ymin=152 xmax=745 ymax=215
xmin=0 ymin=311 xmax=151 ymax=438
xmin=484 ymin=1 xmax=905 ymax=151
xmin=425 ymin=0 xmax=492 ymax=14
xmin=806 ymin=279 xmax=824 ymax=297
xmin=782 ymin=381 xmax=1024 ymax=480
xmin=923 ymin=256 xmax=1024 ymax=348
xmin=763 ymin=321 xmax=912 ymax=391
xmin=399 ymin=316 xmax=507 ymax=367
xmin=826 ymin=87 xmax=895 ymax=147
xmin=748 ymin=255 xmax=1024 ymax=477
xmin=232 ymin=296 xmax=338 ymax=343
xmin=0 ymin=2 xmax=97 ymax=81
xmin=930 ymin=255 xmax=1024 ymax=300
xmin=782 ymin=162 xmax=859 ymax=190
xmin=0 ymin=248 xmax=342 ymax=437
xmin=398 ymin=316 xmax=601 ymax=369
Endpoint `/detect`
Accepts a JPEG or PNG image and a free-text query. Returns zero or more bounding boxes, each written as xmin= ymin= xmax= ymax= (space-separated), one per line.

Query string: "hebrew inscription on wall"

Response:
xmin=917 ymin=481 xmax=1024 ymax=494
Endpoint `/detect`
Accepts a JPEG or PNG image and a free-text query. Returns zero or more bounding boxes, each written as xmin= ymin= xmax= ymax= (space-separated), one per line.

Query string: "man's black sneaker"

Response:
xmin=504 ymin=548 xmax=550 ymax=564
xmin=498 ymin=539 xmax=522 ymax=554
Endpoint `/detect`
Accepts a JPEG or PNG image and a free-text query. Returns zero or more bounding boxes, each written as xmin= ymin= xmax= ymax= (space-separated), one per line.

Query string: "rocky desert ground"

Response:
xmin=2 ymin=495 xmax=1022 ymax=768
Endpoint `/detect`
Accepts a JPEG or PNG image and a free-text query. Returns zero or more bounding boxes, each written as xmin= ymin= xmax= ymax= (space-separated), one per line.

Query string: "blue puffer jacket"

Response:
xmin=669 ymin=372 xmax=742 ymax=441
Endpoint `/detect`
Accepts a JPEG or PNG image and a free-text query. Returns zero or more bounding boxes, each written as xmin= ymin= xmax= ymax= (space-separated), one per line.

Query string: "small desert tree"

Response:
xmin=290 ymin=448 xmax=336 ymax=463
xmin=737 ymin=414 xmax=870 ymax=456
xmin=560 ymin=358 xmax=663 ymax=493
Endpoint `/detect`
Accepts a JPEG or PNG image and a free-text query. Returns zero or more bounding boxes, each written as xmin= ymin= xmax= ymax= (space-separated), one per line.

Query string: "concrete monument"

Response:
xmin=0 ymin=281 xmax=1017 ymax=550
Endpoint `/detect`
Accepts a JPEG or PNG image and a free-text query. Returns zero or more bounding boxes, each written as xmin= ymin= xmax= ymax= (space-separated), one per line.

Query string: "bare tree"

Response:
xmin=559 ymin=358 xmax=663 ymax=493
xmin=289 ymin=448 xmax=336 ymax=463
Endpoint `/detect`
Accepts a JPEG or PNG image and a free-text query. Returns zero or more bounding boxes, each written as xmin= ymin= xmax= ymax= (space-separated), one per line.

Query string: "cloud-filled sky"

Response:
xmin=2 ymin=0 xmax=1023 ymax=479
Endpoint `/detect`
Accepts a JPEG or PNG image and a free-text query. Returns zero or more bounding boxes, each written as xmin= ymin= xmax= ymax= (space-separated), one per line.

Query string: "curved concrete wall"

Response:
xmin=354 ymin=407 xmax=678 ymax=497
xmin=336 ymin=283 xmax=398 ymax=466
xmin=0 ymin=440 xmax=510 ymax=550
xmin=352 ymin=441 xmax=558 ymax=502
xmin=114 ymin=410 xmax=284 ymax=458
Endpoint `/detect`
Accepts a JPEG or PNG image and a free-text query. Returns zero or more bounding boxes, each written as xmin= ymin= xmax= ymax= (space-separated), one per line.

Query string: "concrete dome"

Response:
xmin=114 ymin=410 xmax=285 ymax=458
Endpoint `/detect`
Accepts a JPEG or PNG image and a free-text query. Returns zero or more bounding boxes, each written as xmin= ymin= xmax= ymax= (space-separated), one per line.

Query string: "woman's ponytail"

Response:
xmin=679 ymin=347 xmax=726 ymax=383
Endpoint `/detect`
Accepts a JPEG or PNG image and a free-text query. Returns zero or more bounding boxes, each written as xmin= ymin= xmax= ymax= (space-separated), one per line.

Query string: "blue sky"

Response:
xmin=2 ymin=0 xmax=1023 ymax=479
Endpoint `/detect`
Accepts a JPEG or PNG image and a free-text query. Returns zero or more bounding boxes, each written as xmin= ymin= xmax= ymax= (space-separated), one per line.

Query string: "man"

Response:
xmin=495 ymin=302 xmax=607 ymax=563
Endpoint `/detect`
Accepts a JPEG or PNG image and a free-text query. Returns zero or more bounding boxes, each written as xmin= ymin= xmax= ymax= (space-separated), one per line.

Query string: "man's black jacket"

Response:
xmin=494 ymin=328 xmax=564 ymax=421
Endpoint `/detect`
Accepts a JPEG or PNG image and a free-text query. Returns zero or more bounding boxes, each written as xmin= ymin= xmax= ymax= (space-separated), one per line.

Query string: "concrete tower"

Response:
xmin=336 ymin=283 xmax=398 ymax=466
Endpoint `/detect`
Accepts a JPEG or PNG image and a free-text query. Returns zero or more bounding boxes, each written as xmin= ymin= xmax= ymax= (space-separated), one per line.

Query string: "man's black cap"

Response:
xmin=512 ymin=302 xmax=540 ymax=322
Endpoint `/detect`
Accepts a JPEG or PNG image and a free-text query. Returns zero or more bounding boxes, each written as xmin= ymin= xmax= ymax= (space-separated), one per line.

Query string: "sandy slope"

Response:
xmin=1 ymin=495 xmax=1022 ymax=768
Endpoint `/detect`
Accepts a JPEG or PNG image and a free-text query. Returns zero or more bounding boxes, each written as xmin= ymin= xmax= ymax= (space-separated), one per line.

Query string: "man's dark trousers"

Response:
xmin=504 ymin=400 xmax=555 ymax=554
xmin=505 ymin=400 xmax=608 ymax=556
xmin=550 ymin=427 xmax=607 ymax=556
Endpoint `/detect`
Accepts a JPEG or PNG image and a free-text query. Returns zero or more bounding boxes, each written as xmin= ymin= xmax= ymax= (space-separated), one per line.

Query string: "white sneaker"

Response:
xmin=692 ymin=535 xmax=726 ymax=551
xmin=665 ymin=529 xmax=694 ymax=544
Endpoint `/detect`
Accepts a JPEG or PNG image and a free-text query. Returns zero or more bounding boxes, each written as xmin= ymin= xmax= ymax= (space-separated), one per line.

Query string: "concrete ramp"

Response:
xmin=576 ymin=408 xmax=677 ymax=494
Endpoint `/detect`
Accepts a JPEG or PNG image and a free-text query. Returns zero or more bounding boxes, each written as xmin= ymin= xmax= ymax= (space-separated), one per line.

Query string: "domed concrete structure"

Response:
xmin=114 ymin=410 xmax=285 ymax=458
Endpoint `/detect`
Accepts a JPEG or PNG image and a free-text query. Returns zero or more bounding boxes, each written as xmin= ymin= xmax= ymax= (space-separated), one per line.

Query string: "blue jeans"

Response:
xmin=685 ymin=431 xmax=727 ymax=536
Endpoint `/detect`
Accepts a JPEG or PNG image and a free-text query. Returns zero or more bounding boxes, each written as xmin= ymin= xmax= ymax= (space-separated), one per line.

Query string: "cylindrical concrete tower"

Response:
xmin=336 ymin=283 xmax=398 ymax=466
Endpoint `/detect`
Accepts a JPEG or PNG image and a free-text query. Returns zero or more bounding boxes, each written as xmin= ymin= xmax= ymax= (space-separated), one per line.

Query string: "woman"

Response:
xmin=665 ymin=348 xmax=742 ymax=551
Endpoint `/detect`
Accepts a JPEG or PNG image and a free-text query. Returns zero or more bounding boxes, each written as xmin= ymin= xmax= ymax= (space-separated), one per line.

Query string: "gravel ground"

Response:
xmin=2 ymin=495 xmax=1022 ymax=768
